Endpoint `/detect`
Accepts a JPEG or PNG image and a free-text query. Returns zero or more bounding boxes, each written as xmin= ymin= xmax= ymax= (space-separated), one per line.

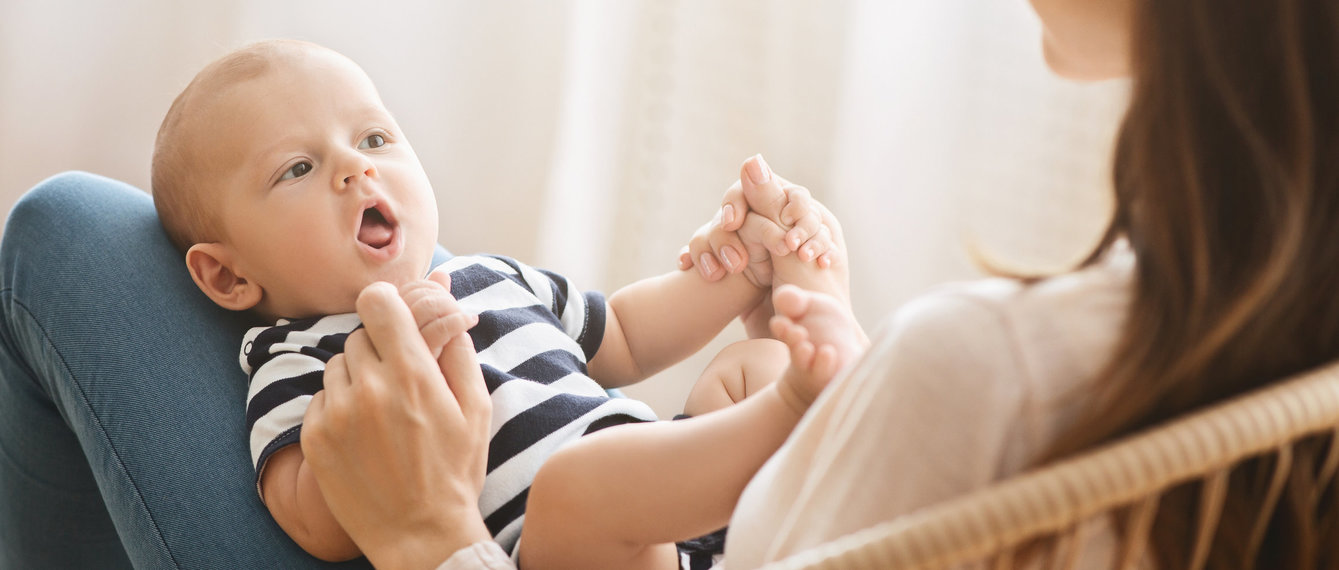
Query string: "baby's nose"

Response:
xmin=340 ymin=166 xmax=376 ymax=188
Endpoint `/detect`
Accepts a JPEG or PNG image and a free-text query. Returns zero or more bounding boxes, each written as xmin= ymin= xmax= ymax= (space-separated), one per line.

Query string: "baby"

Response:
xmin=151 ymin=39 xmax=864 ymax=568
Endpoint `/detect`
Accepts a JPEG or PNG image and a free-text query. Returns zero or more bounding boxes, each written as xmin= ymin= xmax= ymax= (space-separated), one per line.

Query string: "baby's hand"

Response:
xmin=398 ymin=270 xmax=478 ymax=359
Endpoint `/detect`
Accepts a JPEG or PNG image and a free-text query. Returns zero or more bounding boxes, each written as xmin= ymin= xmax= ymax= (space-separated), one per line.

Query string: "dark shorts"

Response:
xmin=677 ymin=526 xmax=727 ymax=570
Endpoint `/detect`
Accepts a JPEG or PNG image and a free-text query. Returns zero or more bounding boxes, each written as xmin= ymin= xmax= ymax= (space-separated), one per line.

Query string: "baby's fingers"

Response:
xmin=678 ymin=245 xmax=694 ymax=272
xmin=780 ymin=185 xmax=822 ymax=252
xmin=421 ymin=312 xmax=479 ymax=354
xmin=796 ymin=225 xmax=835 ymax=263
xmin=737 ymin=212 xmax=791 ymax=259
xmin=427 ymin=269 xmax=453 ymax=293
xmin=399 ymin=279 xmax=473 ymax=349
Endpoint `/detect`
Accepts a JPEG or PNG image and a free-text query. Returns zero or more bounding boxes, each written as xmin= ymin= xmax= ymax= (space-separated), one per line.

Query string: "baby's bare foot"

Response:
xmin=769 ymin=284 xmax=866 ymax=414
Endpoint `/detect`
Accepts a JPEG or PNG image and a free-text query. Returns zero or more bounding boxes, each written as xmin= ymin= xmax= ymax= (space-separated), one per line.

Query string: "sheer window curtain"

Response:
xmin=545 ymin=1 xmax=1127 ymax=413
xmin=0 ymin=0 xmax=1126 ymax=416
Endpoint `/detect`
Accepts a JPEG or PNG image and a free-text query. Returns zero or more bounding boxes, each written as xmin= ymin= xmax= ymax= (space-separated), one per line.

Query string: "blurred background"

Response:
xmin=0 ymin=0 xmax=1128 ymax=416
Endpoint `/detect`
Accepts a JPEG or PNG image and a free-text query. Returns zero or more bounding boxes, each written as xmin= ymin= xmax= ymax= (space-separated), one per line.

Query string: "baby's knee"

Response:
xmin=529 ymin=439 xmax=600 ymax=523
xmin=683 ymin=339 xmax=787 ymax=416
xmin=524 ymin=439 xmax=609 ymax=555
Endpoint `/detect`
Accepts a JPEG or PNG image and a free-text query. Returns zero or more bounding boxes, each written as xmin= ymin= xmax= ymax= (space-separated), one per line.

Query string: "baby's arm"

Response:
xmin=588 ymin=268 xmax=765 ymax=387
xmin=261 ymin=446 xmax=360 ymax=561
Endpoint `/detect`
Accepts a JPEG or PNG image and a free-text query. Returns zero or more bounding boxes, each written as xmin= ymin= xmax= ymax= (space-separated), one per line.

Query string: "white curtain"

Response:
xmin=0 ymin=0 xmax=1127 ymax=416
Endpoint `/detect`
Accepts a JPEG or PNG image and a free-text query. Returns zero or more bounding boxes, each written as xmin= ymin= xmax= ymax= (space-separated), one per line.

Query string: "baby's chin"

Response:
xmin=380 ymin=258 xmax=436 ymax=287
xmin=354 ymin=260 xmax=437 ymax=298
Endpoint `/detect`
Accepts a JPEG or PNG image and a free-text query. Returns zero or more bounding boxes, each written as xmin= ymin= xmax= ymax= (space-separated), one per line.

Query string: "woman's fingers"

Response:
xmin=717 ymin=181 xmax=746 ymax=233
xmin=683 ymin=155 xmax=841 ymax=289
xmin=706 ymin=226 xmax=749 ymax=275
xmin=739 ymin=155 xmax=789 ymax=225
xmin=342 ymin=329 xmax=374 ymax=377
xmin=685 ymin=220 xmax=728 ymax=281
xmin=314 ymin=354 xmax=349 ymax=442
xmin=438 ymin=331 xmax=491 ymax=432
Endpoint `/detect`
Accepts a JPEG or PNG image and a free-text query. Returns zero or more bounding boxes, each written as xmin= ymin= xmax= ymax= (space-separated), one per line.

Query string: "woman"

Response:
xmin=303 ymin=0 xmax=1339 ymax=567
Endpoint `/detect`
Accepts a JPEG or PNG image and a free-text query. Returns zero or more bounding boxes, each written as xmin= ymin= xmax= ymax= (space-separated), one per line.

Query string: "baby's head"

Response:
xmin=152 ymin=40 xmax=438 ymax=322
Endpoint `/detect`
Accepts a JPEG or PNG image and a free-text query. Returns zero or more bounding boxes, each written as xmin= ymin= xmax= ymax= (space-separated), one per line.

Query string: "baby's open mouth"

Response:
xmin=357 ymin=206 xmax=395 ymax=249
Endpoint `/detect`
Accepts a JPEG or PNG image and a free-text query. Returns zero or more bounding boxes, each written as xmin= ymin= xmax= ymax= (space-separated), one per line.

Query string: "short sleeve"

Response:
xmin=482 ymin=256 xmax=607 ymax=361
xmin=240 ymin=313 xmax=361 ymax=496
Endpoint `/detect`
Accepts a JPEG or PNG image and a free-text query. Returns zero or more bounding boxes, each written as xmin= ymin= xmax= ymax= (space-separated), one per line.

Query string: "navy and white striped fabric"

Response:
xmin=241 ymin=254 xmax=658 ymax=553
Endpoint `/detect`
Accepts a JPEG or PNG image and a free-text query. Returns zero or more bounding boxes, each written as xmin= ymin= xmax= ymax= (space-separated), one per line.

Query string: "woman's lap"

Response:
xmin=0 ymin=172 xmax=371 ymax=568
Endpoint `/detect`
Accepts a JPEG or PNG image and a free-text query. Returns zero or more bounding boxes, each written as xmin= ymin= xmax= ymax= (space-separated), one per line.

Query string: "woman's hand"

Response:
xmin=681 ymin=155 xmax=852 ymax=337
xmin=302 ymin=282 xmax=494 ymax=569
xmin=678 ymin=156 xmax=838 ymax=288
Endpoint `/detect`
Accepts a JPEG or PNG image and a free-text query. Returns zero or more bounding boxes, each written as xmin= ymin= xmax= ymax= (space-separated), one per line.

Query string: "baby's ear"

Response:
xmin=185 ymin=243 xmax=263 ymax=311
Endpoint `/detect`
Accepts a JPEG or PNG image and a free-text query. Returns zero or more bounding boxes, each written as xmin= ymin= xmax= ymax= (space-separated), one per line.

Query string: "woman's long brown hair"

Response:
xmin=1038 ymin=0 xmax=1339 ymax=567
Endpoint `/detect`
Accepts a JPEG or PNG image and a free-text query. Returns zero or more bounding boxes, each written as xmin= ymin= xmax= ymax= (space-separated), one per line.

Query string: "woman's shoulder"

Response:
xmin=868 ymin=250 xmax=1133 ymax=469
xmin=885 ymin=247 xmax=1133 ymax=365
xmin=860 ymin=249 xmax=1133 ymax=422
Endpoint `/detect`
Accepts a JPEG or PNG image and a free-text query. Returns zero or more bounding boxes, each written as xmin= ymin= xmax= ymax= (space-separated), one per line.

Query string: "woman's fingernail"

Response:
xmin=699 ymin=253 xmax=719 ymax=277
xmin=721 ymin=204 xmax=736 ymax=226
xmin=720 ymin=246 xmax=740 ymax=271
xmin=746 ymin=154 xmax=772 ymax=184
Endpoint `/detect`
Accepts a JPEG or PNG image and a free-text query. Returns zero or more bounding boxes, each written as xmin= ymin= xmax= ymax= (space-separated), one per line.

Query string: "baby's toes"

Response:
xmin=771 ymin=284 xmax=810 ymax=320
xmin=788 ymin=339 xmax=816 ymax=372
xmin=810 ymin=345 xmax=843 ymax=385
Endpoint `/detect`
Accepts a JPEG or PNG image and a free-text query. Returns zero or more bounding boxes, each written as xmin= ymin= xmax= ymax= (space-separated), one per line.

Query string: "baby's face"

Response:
xmin=203 ymin=50 xmax=438 ymax=319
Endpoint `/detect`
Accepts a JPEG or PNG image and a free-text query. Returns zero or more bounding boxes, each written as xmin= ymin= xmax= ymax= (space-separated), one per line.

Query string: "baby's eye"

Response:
xmin=279 ymin=161 xmax=312 ymax=181
xmin=358 ymin=134 xmax=386 ymax=150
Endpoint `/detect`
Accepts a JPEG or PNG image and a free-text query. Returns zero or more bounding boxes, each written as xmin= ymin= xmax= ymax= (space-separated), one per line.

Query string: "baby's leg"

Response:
xmin=769 ymin=284 xmax=867 ymax=409
xmin=520 ymin=376 xmax=809 ymax=569
xmin=682 ymin=338 xmax=788 ymax=417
